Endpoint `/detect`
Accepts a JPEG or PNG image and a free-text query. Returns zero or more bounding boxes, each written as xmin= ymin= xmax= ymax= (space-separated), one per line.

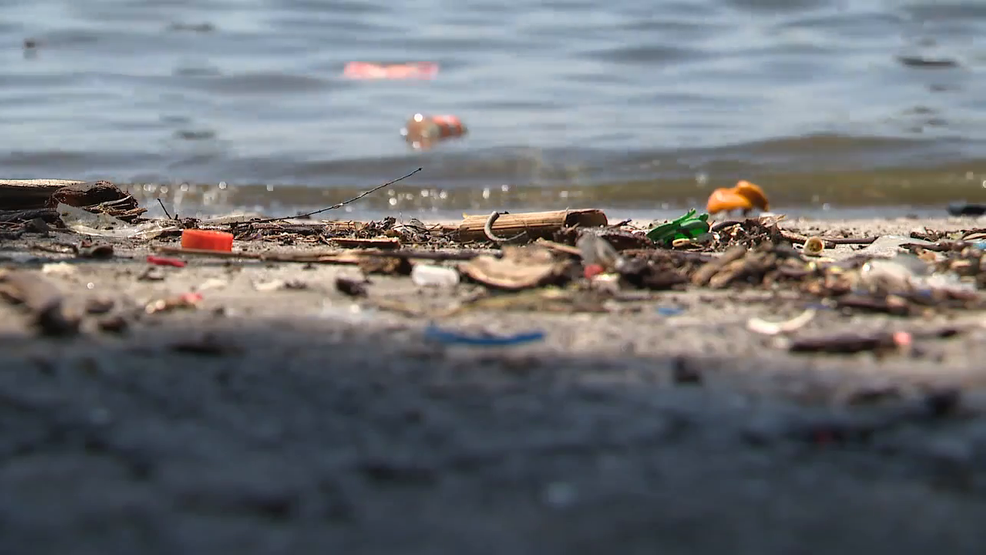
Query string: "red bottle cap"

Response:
xmin=181 ymin=229 xmax=234 ymax=252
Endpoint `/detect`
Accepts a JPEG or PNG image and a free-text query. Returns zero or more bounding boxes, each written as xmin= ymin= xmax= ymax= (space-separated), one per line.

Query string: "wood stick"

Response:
xmin=152 ymin=246 xmax=495 ymax=263
xmin=0 ymin=179 xmax=83 ymax=210
xmin=449 ymin=209 xmax=608 ymax=243
xmin=535 ymin=238 xmax=582 ymax=256
xmin=780 ymin=231 xmax=877 ymax=247
xmin=329 ymin=237 xmax=401 ymax=249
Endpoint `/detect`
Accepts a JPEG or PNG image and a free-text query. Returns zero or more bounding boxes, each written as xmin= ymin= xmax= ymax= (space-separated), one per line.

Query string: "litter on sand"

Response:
xmin=747 ymin=308 xmax=817 ymax=336
xmin=423 ymin=324 xmax=546 ymax=346
xmin=4 ymin=171 xmax=986 ymax=363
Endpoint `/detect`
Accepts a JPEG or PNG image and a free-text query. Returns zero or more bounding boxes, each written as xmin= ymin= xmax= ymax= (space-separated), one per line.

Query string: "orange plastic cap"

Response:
xmin=707 ymin=188 xmax=754 ymax=215
xmin=733 ymin=180 xmax=770 ymax=211
xmin=181 ymin=229 xmax=234 ymax=252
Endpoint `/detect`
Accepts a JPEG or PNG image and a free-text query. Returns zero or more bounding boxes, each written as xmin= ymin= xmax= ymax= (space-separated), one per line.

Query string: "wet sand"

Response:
xmin=3 ymin=216 xmax=986 ymax=554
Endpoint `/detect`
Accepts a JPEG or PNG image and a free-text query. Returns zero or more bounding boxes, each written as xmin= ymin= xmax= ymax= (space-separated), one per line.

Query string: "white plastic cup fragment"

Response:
xmin=411 ymin=264 xmax=460 ymax=287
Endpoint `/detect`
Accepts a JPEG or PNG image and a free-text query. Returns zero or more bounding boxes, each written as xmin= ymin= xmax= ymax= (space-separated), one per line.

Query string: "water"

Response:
xmin=3 ymin=0 xmax=986 ymax=217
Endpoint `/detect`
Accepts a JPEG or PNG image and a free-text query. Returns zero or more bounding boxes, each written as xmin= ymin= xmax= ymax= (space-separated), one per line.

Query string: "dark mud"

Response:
xmin=3 ymin=313 xmax=986 ymax=555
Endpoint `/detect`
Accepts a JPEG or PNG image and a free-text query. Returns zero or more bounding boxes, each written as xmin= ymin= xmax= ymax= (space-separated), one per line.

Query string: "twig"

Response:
xmin=153 ymin=246 xmax=497 ymax=263
xmin=902 ymin=240 xmax=974 ymax=253
xmin=711 ymin=220 xmax=743 ymax=232
xmin=484 ymin=211 xmax=527 ymax=243
xmin=711 ymin=220 xmax=876 ymax=247
xmin=781 ymin=232 xmax=877 ymax=247
xmin=157 ymin=198 xmax=174 ymax=220
xmin=250 ymin=168 xmax=422 ymax=224
xmin=535 ymin=238 xmax=582 ymax=256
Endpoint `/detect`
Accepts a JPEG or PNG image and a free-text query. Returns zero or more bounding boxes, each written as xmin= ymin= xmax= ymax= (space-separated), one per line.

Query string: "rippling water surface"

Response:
xmin=2 ymin=0 xmax=986 ymax=215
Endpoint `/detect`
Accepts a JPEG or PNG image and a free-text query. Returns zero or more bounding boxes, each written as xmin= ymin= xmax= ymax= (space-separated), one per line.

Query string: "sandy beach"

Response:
xmin=2 ymin=207 xmax=986 ymax=554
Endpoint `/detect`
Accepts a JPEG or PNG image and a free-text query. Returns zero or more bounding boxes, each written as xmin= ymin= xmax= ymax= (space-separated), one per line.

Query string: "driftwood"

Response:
xmin=448 ymin=209 xmax=609 ymax=243
xmin=0 ymin=179 xmax=78 ymax=210
xmin=0 ymin=179 xmax=146 ymax=222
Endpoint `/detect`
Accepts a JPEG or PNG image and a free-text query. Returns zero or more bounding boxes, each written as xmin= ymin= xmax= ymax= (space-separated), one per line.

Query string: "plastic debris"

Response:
xmin=859 ymin=254 xmax=975 ymax=297
xmin=423 ymin=324 xmax=546 ymax=346
xmin=253 ymin=279 xmax=308 ymax=292
xmin=401 ymin=114 xmax=467 ymax=150
xmin=646 ymin=209 xmax=711 ymax=245
xmin=706 ymin=180 xmax=770 ymax=215
xmin=57 ymin=203 xmax=176 ymax=239
xmin=195 ymin=278 xmax=229 ymax=292
xmin=802 ymin=236 xmax=825 ymax=257
xmin=343 ymin=61 xmax=439 ymax=80
xmin=147 ymin=255 xmax=186 ymax=267
xmin=707 ymin=188 xmax=753 ymax=214
xmin=656 ymin=306 xmax=685 ymax=316
xmin=145 ymin=292 xmax=203 ymax=314
xmin=411 ymin=264 xmax=460 ymax=287
xmin=584 ymin=264 xmax=606 ymax=279
xmin=181 ymin=229 xmax=234 ymax=252
xmin=733 ymin=181 xmax=770 ymax=210
xmin=747 ymin=308 xmax=817 ymax=335
xmin=576 ymin=232 xmax=623 ymax=270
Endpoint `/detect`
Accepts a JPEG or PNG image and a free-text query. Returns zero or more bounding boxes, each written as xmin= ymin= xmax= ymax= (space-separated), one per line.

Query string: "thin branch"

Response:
xmin=157 ymin=198 xmax=174 ymax=220
xmin=153 ymin=245 xmax=497 ymax=263
xmin=780 ymin=231 xmax=877 ymax=247
xmin=251 ymin=167 xmax=422 ymax=224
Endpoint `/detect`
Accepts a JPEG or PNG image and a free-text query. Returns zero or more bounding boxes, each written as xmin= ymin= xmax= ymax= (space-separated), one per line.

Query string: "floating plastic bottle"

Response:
xmin=400 ymin=114 xmax=467 ymax=150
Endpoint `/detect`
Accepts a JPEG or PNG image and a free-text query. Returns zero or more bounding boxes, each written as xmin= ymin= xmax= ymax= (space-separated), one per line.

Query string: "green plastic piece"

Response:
xmin=646 ymin=209 xmax=711 ymax=245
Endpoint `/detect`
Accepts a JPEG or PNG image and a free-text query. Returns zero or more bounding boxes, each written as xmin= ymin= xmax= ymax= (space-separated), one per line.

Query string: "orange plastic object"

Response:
xmin=429 ymin=115 xmax=466 ymax=138
xmin=732 ymin=180 xmax=770 ymax=211
xmin=181 ymin=229 xmax=234 ymax=252
xmin=400 ymin=113 xmax=468 ymax=150
xmin=707 ymin=188 xmax=754 ymax=215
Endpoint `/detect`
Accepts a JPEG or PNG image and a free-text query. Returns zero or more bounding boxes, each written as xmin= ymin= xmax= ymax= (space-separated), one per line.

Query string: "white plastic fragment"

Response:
xmin=411 ymin=264 xmax=460 ymax=287
xmin=747 ymin=308 xmax=817 ymax=336
xmin=56 ymin=203 xmax=177 ymax=239
xmin=860 ymin=254 xmax=975 ymax=296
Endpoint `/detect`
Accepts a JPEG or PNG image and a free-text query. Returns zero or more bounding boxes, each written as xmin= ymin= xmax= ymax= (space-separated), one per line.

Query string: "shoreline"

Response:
xmin=3 ymin=209 xmax=986 ymax=553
